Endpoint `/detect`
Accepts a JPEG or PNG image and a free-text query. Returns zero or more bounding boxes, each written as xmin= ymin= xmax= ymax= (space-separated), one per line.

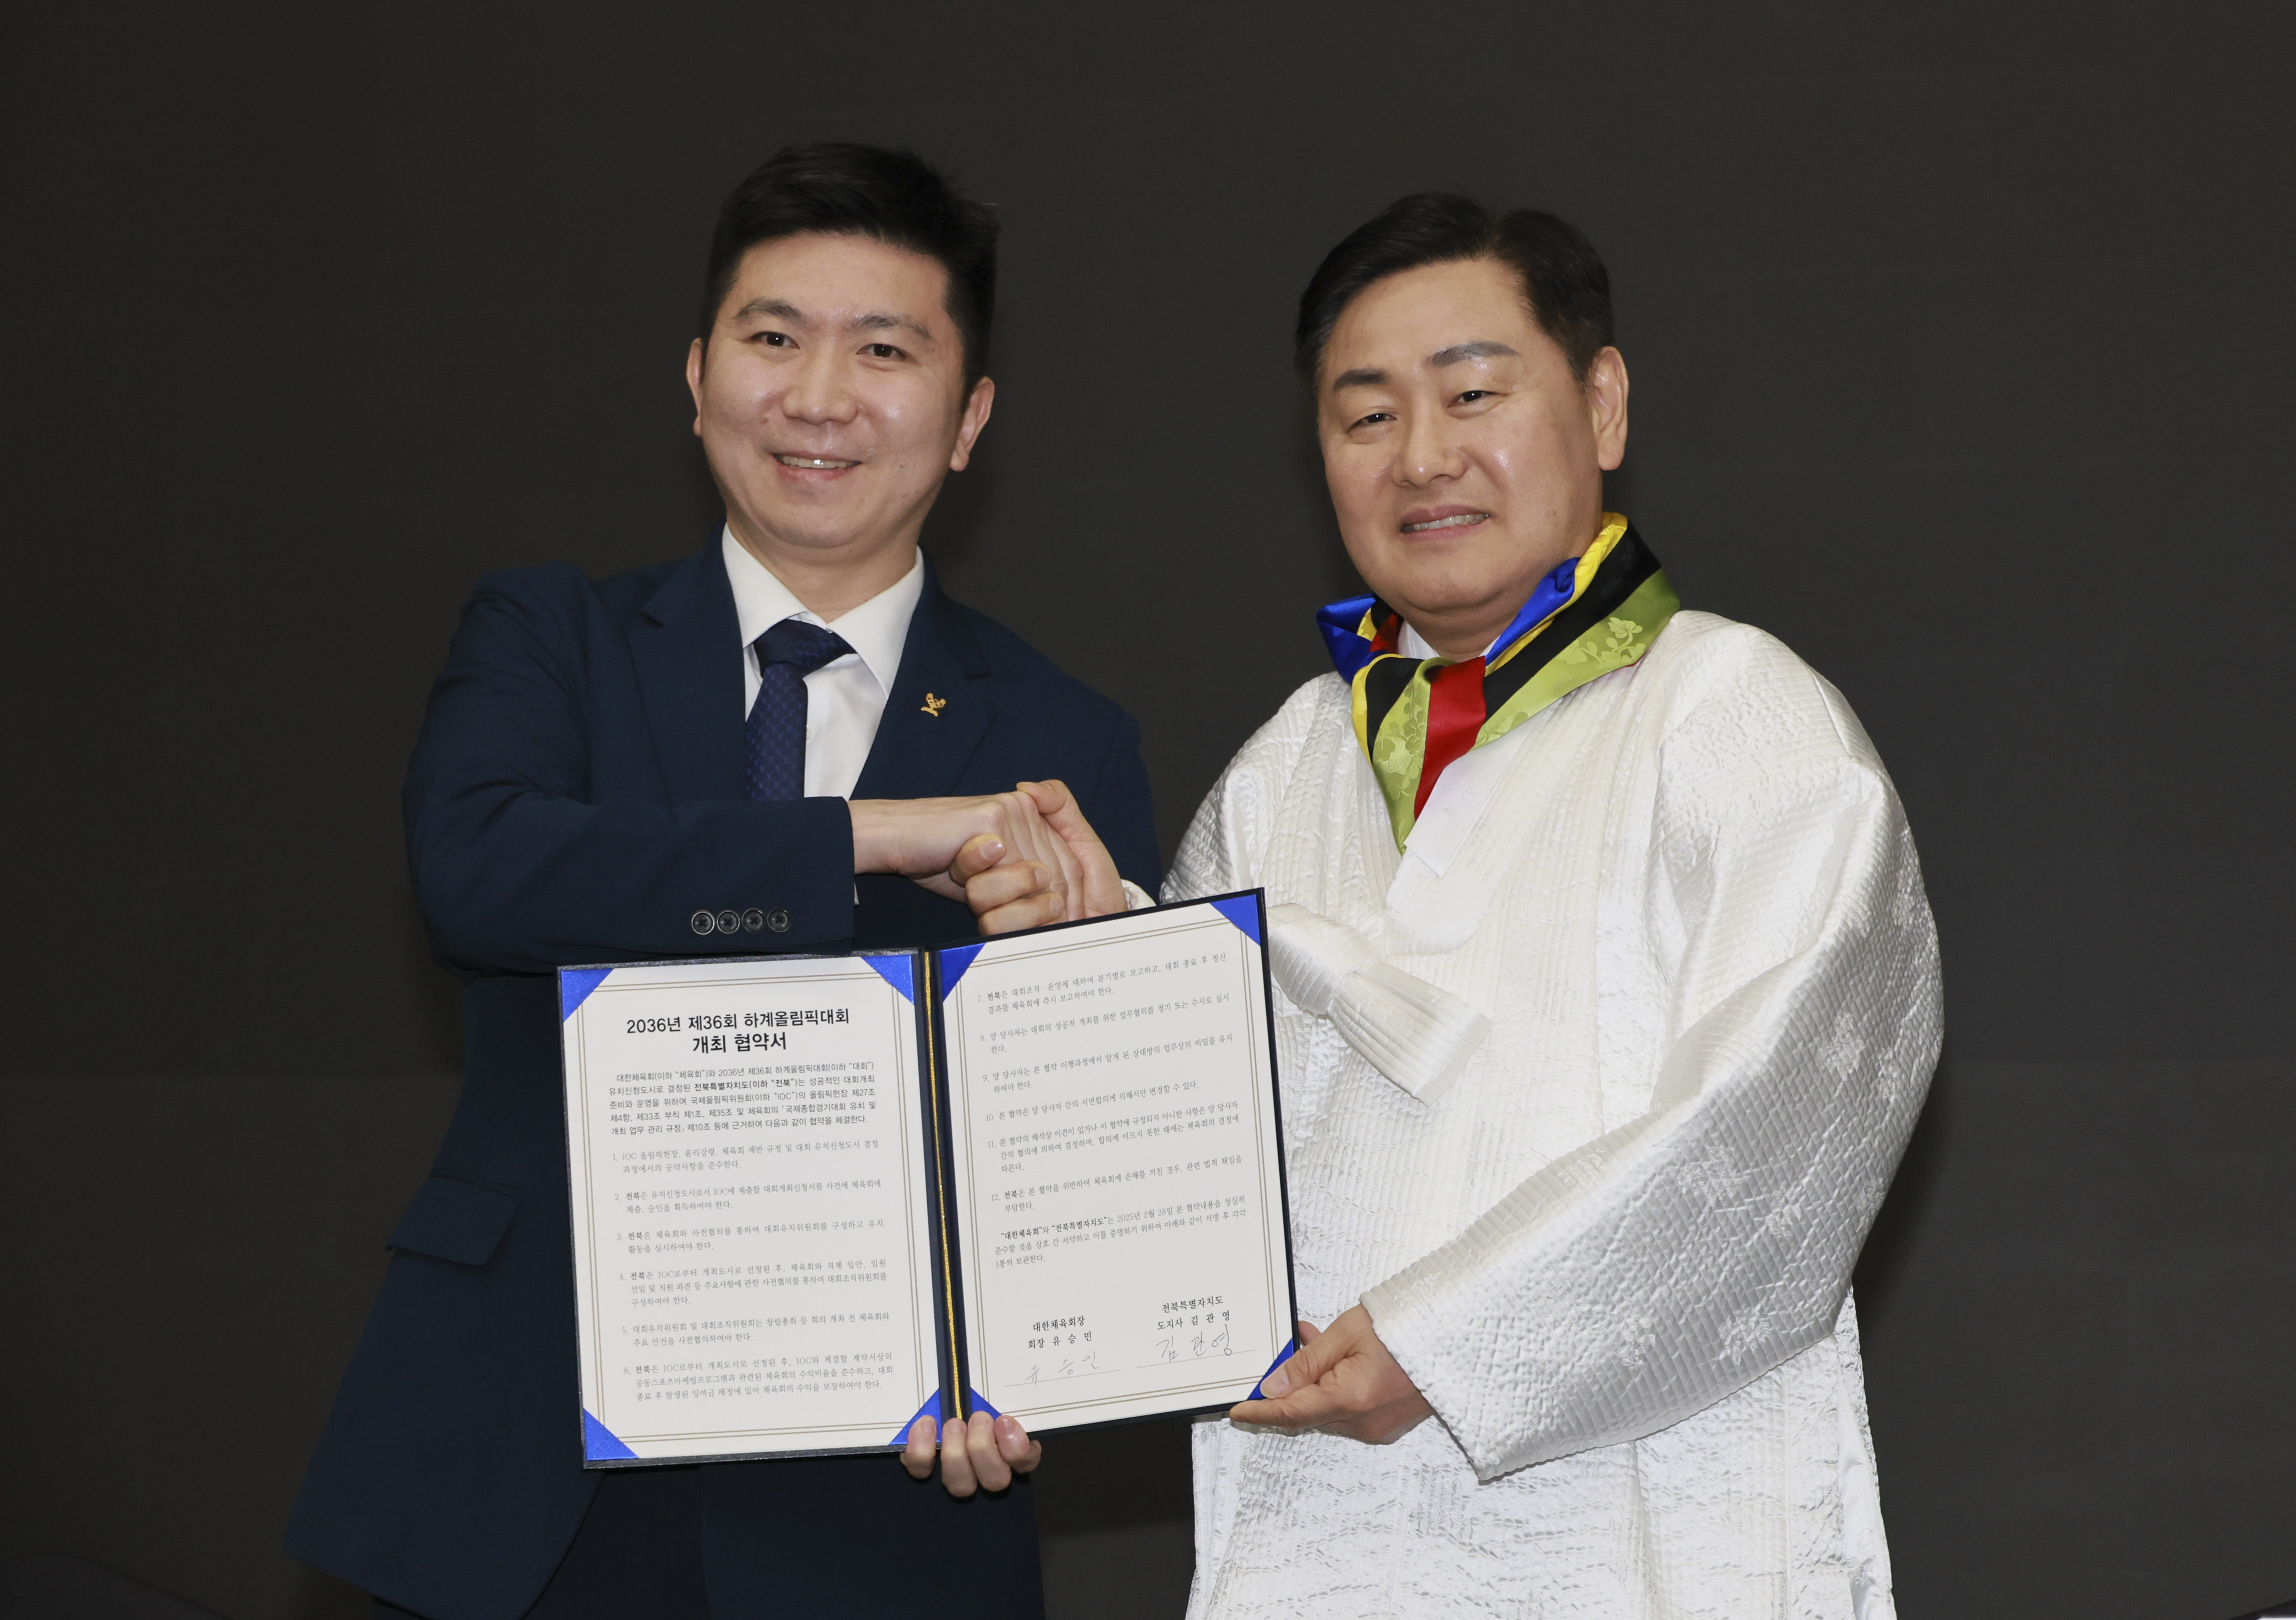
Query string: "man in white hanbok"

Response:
xmin=1166 ymin=196 xmax=1941 ymax=1619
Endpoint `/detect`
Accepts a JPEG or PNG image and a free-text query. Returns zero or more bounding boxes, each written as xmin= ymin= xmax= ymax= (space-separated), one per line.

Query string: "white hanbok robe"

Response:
xmin=1164 ymin=610 xmax=1942 ymax=1619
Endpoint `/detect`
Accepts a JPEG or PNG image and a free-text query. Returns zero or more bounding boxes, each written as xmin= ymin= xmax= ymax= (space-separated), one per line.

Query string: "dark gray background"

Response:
xmin=2 ymin=1 xmax=2291 ymax=1616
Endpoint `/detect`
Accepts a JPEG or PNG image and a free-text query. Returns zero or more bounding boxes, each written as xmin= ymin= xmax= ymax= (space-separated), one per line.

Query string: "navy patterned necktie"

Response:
xmin=745 ymin=618 xmax=855 ymax=801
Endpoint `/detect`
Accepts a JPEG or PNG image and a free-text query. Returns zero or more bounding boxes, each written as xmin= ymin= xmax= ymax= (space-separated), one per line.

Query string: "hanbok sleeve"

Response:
xmin=1164 ymin=770 xmax=1254 ymax=901
xmin=1360 ymin=648 xmax=1943 ymax=1481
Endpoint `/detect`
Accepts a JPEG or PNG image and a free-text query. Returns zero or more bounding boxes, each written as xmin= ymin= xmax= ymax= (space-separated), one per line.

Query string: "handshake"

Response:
xmin=848 ymin=779 xmax=1130 ymax=937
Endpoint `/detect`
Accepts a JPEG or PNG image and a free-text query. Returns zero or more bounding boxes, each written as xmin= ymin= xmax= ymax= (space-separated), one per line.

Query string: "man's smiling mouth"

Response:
xmin=775 ymin=454 xmax=859 ymax=470
xmin=1401 ymin=512 xmax=1489 ymax=534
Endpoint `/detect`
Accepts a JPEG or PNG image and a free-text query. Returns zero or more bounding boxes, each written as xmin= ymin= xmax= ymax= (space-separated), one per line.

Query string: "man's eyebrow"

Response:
xmin=1330 ymin=341 xmax=1517 ymax=391
xmin=1428 ymin=340 xmax=1518 ymax=367
xmin=851 ymin=311 xmax=935 ymax=342
xmin=731 ymin=297 xmax=807 ymax=325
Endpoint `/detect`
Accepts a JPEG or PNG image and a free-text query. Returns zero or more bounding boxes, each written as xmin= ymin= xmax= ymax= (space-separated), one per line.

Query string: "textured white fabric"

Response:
xmin=1268 ymin=904 xmax=1492 ymax=1103
xmin=1165 ymin=611 xmax=1941 ymax=1620
xmin=1328 ymin=959 xmax=1493 ymax=1105
xmin=1399 ymin=717 xmax=1537 ymax=879
xmin=1267 ymin=903 xmax=1384 ymax=1015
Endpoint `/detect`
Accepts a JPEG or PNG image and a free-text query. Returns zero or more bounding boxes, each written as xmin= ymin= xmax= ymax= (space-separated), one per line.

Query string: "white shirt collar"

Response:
xmin=1399 ymin=619 xmax=1514 ymax=662
xmin=720 ymin=526 xmax=924 ymax=694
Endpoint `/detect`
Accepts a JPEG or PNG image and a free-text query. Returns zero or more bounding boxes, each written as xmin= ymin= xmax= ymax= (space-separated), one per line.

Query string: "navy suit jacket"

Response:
xmin=287 ymin=543 xmax=1159 ymax=1620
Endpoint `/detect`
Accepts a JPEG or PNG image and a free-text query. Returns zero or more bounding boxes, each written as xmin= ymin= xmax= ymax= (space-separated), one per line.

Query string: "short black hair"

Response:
xmin=1293 ymin=194 xmax=1613 ymax=392
xmin=699 ymin=143 xmax=998 ymax=384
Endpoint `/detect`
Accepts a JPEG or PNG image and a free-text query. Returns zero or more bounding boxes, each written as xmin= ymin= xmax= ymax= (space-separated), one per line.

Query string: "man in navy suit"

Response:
xmin=287 ymin=144 xmax=1158 ymax=1620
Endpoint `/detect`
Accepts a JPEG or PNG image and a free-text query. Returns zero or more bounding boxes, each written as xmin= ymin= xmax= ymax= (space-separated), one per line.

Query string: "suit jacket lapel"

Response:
xmin=630 ymin=542 xmax=748 ymax=804
xmin=853 ymin=560 xmax=996 ymax=800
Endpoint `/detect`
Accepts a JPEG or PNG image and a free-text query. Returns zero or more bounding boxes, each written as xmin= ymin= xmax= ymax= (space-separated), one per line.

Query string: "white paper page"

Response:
xmin=940 ymin=901 xmax=1292 ymax=1430
xmin=561 ymin=955 xmax=942 ymax=1463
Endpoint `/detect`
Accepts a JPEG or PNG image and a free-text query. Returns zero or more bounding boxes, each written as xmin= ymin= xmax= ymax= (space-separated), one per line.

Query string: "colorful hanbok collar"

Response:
xmin=1316 ymin=515 xmax=1680 ymax=849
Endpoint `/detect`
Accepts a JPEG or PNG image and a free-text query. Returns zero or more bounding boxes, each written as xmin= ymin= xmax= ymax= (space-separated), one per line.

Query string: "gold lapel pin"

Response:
xmin=920 ymin=692 xmax=947 ymax=718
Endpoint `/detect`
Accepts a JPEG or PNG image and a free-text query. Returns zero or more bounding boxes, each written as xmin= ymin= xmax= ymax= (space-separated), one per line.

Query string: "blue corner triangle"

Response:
xmin=582 ymin=1408 xmax=637 ymax=1460
xmin=863 ymin=953 xmax=916 ymax=1002
xmin=561 ymin=968 xmax=613 ymax=1021
xmin=966 ymin=1388 xmax=1000 ymax=1420
xmin=1247 ymin=1339 xmax=1298 ymax=1400
xmin=1210 ymin=895 xmax=1263 ymax=946
xmin=938 ymin=943 xmax=984 ymax=998
xmin=889 ymin=1390 xmax=942 ymax=1447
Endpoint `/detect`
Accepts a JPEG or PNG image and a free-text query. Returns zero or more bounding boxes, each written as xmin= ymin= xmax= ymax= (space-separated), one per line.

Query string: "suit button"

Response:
xmin=766 ymin=908 xmax=791 ymax=933
xmin=742 ymin=908 xmax=766 ymax=933
xmin=715 ymin=909 xmax=741 ymax=935
xmin=690 ymin=910 xmax=716 ymax=935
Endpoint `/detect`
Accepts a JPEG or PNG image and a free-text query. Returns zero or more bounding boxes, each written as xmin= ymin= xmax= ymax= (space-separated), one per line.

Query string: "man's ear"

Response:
xmin=685 ymin=338 xmax=707 ymax=437
xmin=949 ymin=375 xmax=996 ymax=472
xmin=1586 ymin=346 xmax=1630 ymax=473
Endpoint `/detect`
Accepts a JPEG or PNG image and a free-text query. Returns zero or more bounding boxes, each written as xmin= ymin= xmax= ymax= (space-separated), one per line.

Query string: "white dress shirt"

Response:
xmin=722 ymin=527 xmax=924 ymax=800
xmin=724 ymin=526 xmax=1151 ymax=909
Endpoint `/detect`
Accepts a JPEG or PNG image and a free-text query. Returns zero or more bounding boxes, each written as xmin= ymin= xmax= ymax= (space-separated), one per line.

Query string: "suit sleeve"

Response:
xmin=1360 ymin=663 xmax=1943 ymax=1480
xmin=403 ymin=575 xmax=855 ymax=975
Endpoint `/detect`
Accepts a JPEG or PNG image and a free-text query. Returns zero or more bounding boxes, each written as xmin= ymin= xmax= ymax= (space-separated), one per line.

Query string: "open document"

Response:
xmin=558 ymin=891 xmax=1295 ymax=1465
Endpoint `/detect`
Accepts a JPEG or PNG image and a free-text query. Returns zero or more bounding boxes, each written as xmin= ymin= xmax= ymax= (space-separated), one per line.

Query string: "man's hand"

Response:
xmin=1227 ymin=1306 xmax=1435 ymax=1444
xmin=899 ymin=1410 xmax=1042 ymax=1497
xmin=851 ymin=782 xmax=1126 ymax=937
xmin=849 ymin=791 xmax=1073 ymax=913
xmin=1016 ymin=780 xmax=1127 ymax=918
xmin=947 ymin=780 xmax=1128 ymax=935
